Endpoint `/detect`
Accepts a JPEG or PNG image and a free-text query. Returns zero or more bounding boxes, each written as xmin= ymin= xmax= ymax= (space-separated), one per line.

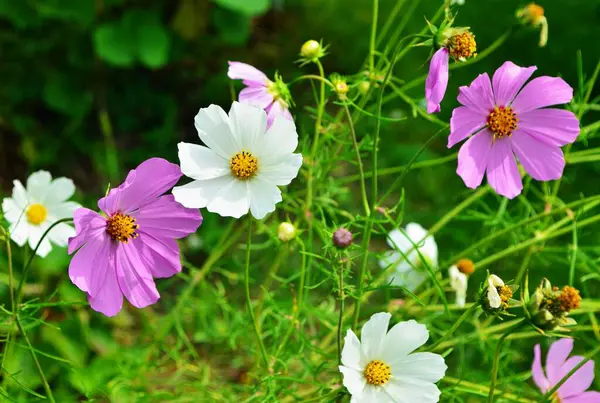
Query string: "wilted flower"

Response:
xmin=228 ymin=62 xmax=293 ymax=128
xmin=333 ymin=228 xmax=353 ymax=248
xmin=527 ymin=278 xmax=580 ymax=331
xmin=278 ymin=222 xmax=296 ymax=242
xmin=339 ymin=312 xmax=447 ymax=402
xmin=517 ymin=3 xmax=548 ymax=47
xmin=449 ymin=61 xmax=579 ymax=199
xmin=68 ymin=158 xmax=203 ymax=317
xmin=480 ymin=274 xmax=518 ymax=315
xmin=448 ymin=259 xmax=474 ymax=307
xmin=379 ymin=223 xmax=438 ymax=292
xmin=2 ymin=171 xmax=80 ymax=257
xmin=532 ymin=339 xmax=599 ymax=401
xmin=173 ymin=102 xmax=302 ymax=219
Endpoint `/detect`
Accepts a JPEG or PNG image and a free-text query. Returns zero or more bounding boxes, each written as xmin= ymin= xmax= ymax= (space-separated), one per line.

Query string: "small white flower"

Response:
xmin=487 ymin=274 xmax=505 ymax=309
xmin=339 ymin=312 xmax=447 ymax=402
xmin=173 ymin=102 xmax=303 ymax=219
xmin=449 ymin=265 xmax=468 ymax=307
xmin=379 ymin=223 xmax=438 ymax=291
xmin=1 ymin=171 xmax=80 ymax=257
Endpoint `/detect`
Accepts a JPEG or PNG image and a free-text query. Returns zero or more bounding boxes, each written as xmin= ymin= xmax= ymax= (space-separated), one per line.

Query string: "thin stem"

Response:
xmin=4 ymin=230 xmax=15 ymax=312
xmin=369 ymin=0 xmax=379 ymax=72
xmin=287 ymin=74 xmax=335 ymax=88
xmin=244 ymin=218 xmax=270 ymax=370
xmin=343 ymin=103 xmax=370 ymax=216
xmin=337 ymin=259 xmax=347 ymax=365
xmin=489 ymin=320 xmax=525 ymax=402
xmin=442 ymin=376 xmax=537 ymax=403
xmin=543 ymin=343 xmax=600 ymax=401
xmin=429 ymin=303 xmax=479 ymax=351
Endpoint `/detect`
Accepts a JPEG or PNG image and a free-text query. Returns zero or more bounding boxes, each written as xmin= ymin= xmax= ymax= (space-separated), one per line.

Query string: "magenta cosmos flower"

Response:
xmin=68 ymin=158 xmax=202 ymax=317
xmin=227 ymin=61 xmax=293 ymax=127
xmin=533 ymin=338 xmax=599 ymax=402
xmin=449 ymin=61 xmax=580 ymax=199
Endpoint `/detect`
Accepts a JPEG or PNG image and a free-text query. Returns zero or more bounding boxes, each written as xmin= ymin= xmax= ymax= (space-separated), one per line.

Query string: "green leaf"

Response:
xmin=135 ymin=13 xmax=171 ymax=68
xmin=215 ymin=0 xmax=270 ymax=16
xmin=35 ymin=0 xmax=95 ymax=25
xmin=213 ymin=8 xmax=251 ymax=46
xmin=93 ymin=22 xmax=135 ymax=66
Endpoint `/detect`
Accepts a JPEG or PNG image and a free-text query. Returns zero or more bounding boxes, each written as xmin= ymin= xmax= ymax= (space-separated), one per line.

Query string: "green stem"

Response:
xmin=343 ymin=103 xmax=370 ymax=216
xmin=429 ymin=303 xmax=479 ymax=351
xmin=488 ymin=320 xmax=526 ymax=402
xmin=369 ymin=0 xmax=378 ymax=72
xmin=337 ymin=259 xmax=347 ymax=365
xmin=244 ymin=218 xmax=270 ymax=370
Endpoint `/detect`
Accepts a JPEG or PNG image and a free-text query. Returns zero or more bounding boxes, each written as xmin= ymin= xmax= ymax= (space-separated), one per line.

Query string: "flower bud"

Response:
xmin=300 ymin=40 xmax=321 ymax=58
xmin=277 ymin=222 xmax=296 ymax=242
xmin=331 ymin=74 xmax=349 ymax=100
xmin=516 ymin=3 xmax=548 ymax=47
xmin=527 ymin=279 xmax=580 ymax=331
xmin=333 ymin=228 xmax=352 ymax=248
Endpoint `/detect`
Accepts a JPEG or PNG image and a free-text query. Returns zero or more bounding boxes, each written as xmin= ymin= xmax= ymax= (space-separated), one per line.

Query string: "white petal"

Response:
xmin=258 ymin=153 xmax=302 ymax=186
xmin=362 ymin=385 xmax=393 ymax=403
xmin=388 ymin=270 xmax=428 ymax=292
xmin=387 ymin=228 xmax=413 ymax=252
xmin=421 ymin=235 xmax=438 ymax=267
xmin=194 ymin=104 xmax=240 ymax=159
xmin=2 ymin=197 xmax=25 ymax=224
xmin=383 ymin=377 xmax=442 ymax=403
xmin=404 ymin=223 xmax=428 ymax=243
xmin=489 ymin=274 xmax=504 ymax=287
xmin=449 ymin=266 xmax=468 ymax=293
xmin=361 ymin=312 xmax=391 ymax=359
xmin=487 ymin=285 xmax=502 ymax=308
xmin=11 ymin=180 xmax=29 ymax=207
xmin=247 ymin=177 xmax=281 ymax=219
xmin=391 ymin=352 xmax=447 ymax=383
xmin=48 ymin=222 xmax=76 ymax=247
xmin=382 ymin=320 xmax=429 ymax=362
xmin=45 ymin=177 xmax=75 ymax=205
xmin=206 ymin=179 xmax=250 ymax=219
xmin=254 ymin=115 xmax=299 ymax=165
xmin=28 ymin=224 xmax=53 ymax=257
xmin=172 ymin=176 xmax=233 ymax=209
xmin=26 ymin=171 xmax=52 ymax=203
xmin=177 ymin=142 xmax=230 ymax=180
xmin=9 ymin=220 xmax=29 ymax=247
xmin=339 ymin=366 xmax=366 ymax=397
xmin=341 ymin=329 xmax=366 ymax=370
xmin=229 ymin=102 xmax=267 ymax=151
xmin=47 ymin=201 xmax=80 ymax=220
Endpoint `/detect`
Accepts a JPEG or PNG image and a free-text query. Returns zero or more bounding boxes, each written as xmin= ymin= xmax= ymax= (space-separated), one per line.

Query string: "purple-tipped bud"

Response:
xmin=333 ymin=228 xmax=353 ymax=248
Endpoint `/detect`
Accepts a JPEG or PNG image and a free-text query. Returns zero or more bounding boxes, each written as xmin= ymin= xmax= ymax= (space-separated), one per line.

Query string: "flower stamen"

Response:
xmin=364 ymin=360 xmax=391 ymax=386
xmin=558 ymin=286 xmax=581 ymax=312
xmin=230 ymin=151 xmax=258 ymax=180
xmin=106 ymin=212 xmax=139 ymax=243
xmin=497 ymin=286 xmax=513 ymax=308
xmin=448 ymin=32 xmax=477 ymax=61
xmin=26 ymin=203 xmax=48 ymax=225
xmin=488 ymin=106 xmax=518 ymax=138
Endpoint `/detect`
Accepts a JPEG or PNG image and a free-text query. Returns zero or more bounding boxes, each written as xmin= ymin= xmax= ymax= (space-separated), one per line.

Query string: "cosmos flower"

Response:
xmin=532 ymin=339 xmax=599 ymax=402
xmin=339 ymin=312 xmax=447 ymax=402
xmin=449 ymin=259 xmax=474 ymax=307
xmin=379 ymin=223 xmax=438 ymax=292
xmin=227 ymin=61 xmax=293 ymax=128
xmin=449 ymin=61 xmax=580 ymax=199
xmin=2 ymin=171 xmax=80 ymax=257
xmin=68 ymin=158 xmax=203 ymax=317
xmin=172 ymin=102 xmax=302 ymax=219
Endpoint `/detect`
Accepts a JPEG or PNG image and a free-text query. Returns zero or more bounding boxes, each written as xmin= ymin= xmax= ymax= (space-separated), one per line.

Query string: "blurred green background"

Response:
xmin=1 ymin=0 xmax=600 ymax=401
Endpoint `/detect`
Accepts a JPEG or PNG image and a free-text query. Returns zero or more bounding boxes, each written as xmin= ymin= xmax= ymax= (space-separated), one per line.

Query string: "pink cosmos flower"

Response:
xmin=425 ymin=48 xmax=450 ymax=114
xmin=227 ymin=61 xmax=293 ymax=127
xmin=68 ymin=158 xmax=202 ymax=317
xmin=532 ymin=338 xmax=600 ymax=402
xmin=449 ymin=61 xmax=580 ymax=199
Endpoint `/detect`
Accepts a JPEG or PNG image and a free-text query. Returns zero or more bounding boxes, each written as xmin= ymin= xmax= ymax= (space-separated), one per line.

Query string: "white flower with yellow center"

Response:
xmin=1 ymin=171 xmax=80 ymax=257
xmin=172 ymin=102 xmax=303 ymax=219
xmin=379 ymin=223 xmax=438 ymax=291
xmin=487 ymin=274 xmax=510 ymax=309
xmin=339 ymin=312 xmax=447 ymax=402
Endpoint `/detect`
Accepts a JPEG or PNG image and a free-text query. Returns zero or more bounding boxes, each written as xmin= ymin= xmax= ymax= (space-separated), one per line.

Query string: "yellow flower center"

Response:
xmin=106 ymin=212 xmax=139 ymax=243
xmin=497 ymin=286 xmax=513 ymax=307
xmin=558 ymin=286 xmax=581 ymax=312
xmin=364 ymin=360 xmax=391 ymax=386
xmin=230 ymin=151 xmax=258 ymax=180
xmin=448 ymin=32 xmax=477 ymax=61
xmin=26 ymin=203 xmax=48 ymax=225
xmin=526 ymin=3 xmax=545 ymax=23
xmin=488 ymin=106 xmax=518 ymax=138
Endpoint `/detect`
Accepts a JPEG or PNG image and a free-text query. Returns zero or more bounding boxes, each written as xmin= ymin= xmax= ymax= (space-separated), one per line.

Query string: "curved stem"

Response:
xmin=429 ymin=302 xmax=479 ymax=352
xmin=287 ymin=74 xmax=334 ymax=88
xmin=488 ymin=320 xmax=525 ymax=402
xmin=343 ymin=103 xmax=370 ymax=216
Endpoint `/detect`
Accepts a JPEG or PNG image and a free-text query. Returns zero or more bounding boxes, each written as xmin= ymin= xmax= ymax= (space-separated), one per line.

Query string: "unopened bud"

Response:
xmin=333 ymin=228 xmax=353 ymax=248
xmin=331 ymin=75 xmax=349 ymax=100
xmin=278 ymin=222 xmax=296 ymax=242
xmin=300 ymin=40 xmax=322 ymax=59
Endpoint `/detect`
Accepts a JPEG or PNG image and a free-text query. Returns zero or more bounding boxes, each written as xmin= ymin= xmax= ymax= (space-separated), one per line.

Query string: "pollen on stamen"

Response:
xmin=497 ymin=286 xmax=513 ymax=308
xmin=230 ymin=151 xmax=258 ymax=180
xmin=558 ymin=286 xmax=581 ymax=312
xmin=448 ymin=32 xmax=477 ymax=61
xmin=363 ymin=360 xmax=391 ymax=386
xmin=488 ymin=106 xmax=518 ymax=138
xmin=106 ymin=212 xmax=139 ymax=243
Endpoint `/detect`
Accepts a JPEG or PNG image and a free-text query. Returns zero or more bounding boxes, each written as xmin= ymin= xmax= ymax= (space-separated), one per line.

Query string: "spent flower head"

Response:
xmin=517 ymin=3 xmax=548 ymax=47
xmin=526 ymin=278 xmax=580 ymax=332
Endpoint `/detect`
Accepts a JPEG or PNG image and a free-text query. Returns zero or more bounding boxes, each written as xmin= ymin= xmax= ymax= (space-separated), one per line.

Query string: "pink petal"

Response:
xmin=239 ymin=86 xmax=273 ymax=109
xmin=511 ymin=76 xmax=574 ymax=113
xmin=87 ymin=254 xmax=122 ymax=317
xmin=457 ymin=129 xmax=493 ymax=189
xmin=133 ymin=194 xmax=202 ymax=239
xmin=511 ymin=130 xmax=565 ymax=181
xmin=99 ymin=158 xmax=182 ymax=215
xmin=486 ymin=138 xmax=522 ymax=199
xmin=492 ymin=61 xmax=537 ymax=106
xmin=136 ymin=232 xmax=181 ymax=278
xmin=116 ymin=243 xmax=160 ymax=309
xmin=448 ymin=106 xmax=487 ymax=148
xmin=533 ymin=344 xmax=551 ymax=393
xmin=457 ymin=73 xmax=495 ymax=115
xmin=266 ymin=100 xmax=292 ymax=129
xmin=68 ymin=235 xmax=113 ymax=296
xmin=68 ymin=208 xmax=107 ymax=254
xmin=562 ymin=391 xmax=600 ymax=403
xmin=227 ymin=61 xmax=269 ymax=87
xmin=557 ymin=356 xmax=595 ymax=398
xmin=518 ymin=108 xmax=580 ymax=147
xmin=547 ymin=339 xmax=574 ymax=385
xmin=425 ymin=48 xmax=449 ymax=114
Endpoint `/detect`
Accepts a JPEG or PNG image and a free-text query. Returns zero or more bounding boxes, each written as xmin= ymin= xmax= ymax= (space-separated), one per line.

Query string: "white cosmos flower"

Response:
xmin=378 ymin=223 xmax=438 ymax=292
xmin=448 ymin=265 xmax=468 ymax=307
xmin=339 ymin=312 xmax=447 ymax=403
xmin=172 ymin=102 xmax=302 ymax=219
xmin=1 ymin=171 xmax=80 ymax=257
xmin=487 ymin=274 xmax=505 ymax=309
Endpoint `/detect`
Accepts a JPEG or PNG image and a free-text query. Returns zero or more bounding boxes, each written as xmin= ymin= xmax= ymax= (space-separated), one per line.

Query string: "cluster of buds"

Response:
xmin=516 ymin=3 xmax=548 ymax=47
xmin=479 ymin=274 xmax=519 ymax=316
xmin=526 ymin=278 xmax=581 ymax=332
